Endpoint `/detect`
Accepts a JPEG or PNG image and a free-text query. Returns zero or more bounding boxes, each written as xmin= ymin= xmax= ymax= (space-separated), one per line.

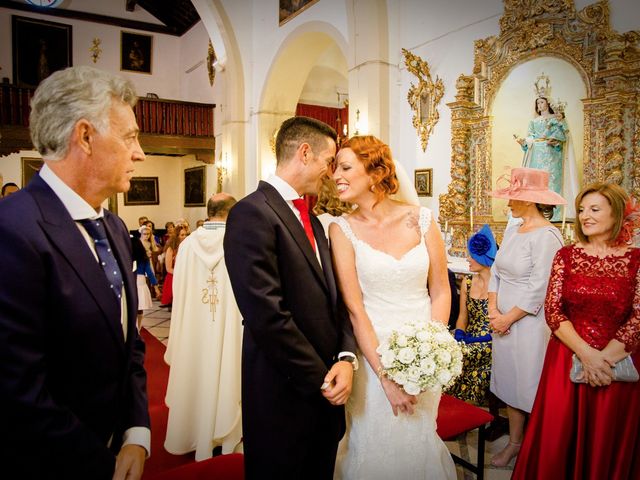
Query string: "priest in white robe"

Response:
xmin=164 ymin=193 xmax=243 ymax=460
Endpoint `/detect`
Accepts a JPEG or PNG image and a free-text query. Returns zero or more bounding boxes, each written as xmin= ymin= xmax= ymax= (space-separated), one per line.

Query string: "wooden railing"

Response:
xmin=0 ymin=84 xmax=215 ymax=137
xmin=133 ymin=97 xmax=215 ymax=137
xmin=0 ymin=83 xmax=33 ymax=127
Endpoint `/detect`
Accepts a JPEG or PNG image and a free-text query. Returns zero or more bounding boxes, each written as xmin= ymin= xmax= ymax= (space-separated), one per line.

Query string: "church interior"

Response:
xmin=1 ymin=0 xmax=639 ymax=478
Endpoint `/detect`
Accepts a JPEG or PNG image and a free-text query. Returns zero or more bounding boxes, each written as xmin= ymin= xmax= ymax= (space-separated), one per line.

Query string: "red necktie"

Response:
xmin=292 ymin=198 xmax=316 ymax=251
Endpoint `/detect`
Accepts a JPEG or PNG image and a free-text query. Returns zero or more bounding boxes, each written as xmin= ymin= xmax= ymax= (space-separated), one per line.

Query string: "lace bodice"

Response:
xmin=333 ymin=207 xmax=432 ymax=337
xmin=545 ymin=245 xmax=640 ymax=353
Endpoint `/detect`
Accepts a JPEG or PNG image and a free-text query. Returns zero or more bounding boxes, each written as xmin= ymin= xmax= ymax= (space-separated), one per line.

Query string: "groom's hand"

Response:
xmin=321 ymin=362 xmax=353 ymax=406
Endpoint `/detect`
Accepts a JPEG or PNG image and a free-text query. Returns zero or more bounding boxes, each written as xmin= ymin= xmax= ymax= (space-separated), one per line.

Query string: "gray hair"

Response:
xmin=29 ymin=66 xmax=138 ymax=160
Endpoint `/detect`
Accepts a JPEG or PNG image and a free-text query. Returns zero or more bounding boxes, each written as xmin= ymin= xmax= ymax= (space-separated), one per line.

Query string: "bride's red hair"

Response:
xmin=341 ymin=135 xmax=399 ymax=205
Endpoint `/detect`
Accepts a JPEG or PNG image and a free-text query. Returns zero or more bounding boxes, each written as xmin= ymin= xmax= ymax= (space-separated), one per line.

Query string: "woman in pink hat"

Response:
xmin=513 ymin=183 xmax=640 ymax=479
xmin=487 ymin=167 xmax=565 ymax=467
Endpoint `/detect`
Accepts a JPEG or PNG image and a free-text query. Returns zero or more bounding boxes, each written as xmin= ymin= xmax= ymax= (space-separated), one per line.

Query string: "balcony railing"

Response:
xmin=0 ymin=83 xmax=215 ymax=137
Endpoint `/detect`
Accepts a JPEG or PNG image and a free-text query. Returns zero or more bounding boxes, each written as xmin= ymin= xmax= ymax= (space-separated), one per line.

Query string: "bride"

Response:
xmin=329 ymin=135 xmax=456 ymax=479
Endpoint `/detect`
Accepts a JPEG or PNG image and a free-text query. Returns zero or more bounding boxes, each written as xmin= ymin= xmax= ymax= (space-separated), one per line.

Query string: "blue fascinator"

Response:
xmin=467 ymin=224 xmax=497 ymax=267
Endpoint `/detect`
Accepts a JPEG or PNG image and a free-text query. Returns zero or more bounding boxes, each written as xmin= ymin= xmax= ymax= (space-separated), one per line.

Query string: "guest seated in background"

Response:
xmin=447 ymin=224 xmax=495 ymax=405
xmin=513 ymin=183 xmax=640 ymax=479
xmin=487 ymin=167 xmax=565 ymax=467
xmin=160 ymin=224 xmax=187 ymax=309
xmin=143 ymin=221 xmax=163 ymax=276
xmin=132 ymin=236 xmax=160 ymax=329
xmin=139 ymin=225 xmax=160 ymax=271
xmin=164 ymin=193 xmax=243 ymax=460
xmin=162 ymin=221 xmax=175 ymax=246
xmin=1 ymin=182 xmax=19 ymax=197
xmin=175 ymin=217 xmax=191 ymax=234
xmin=446 ymin=224 xmax=508 ymax=439
xmin=196 ymin=219 xmax=205 ymax=228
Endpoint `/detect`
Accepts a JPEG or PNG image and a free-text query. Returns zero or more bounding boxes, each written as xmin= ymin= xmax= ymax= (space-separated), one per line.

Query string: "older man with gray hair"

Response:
xmin=0 ymin=66 xmax=150 ymax=479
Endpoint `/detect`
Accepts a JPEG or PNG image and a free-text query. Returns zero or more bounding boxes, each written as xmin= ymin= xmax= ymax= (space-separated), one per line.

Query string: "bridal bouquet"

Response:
xmin=376 ymin=321 xmax=463 ymax=395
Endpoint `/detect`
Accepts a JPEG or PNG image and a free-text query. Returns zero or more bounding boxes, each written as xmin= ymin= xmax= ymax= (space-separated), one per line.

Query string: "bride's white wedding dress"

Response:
xmin=333 ymin=207 xmax=456 ymax=480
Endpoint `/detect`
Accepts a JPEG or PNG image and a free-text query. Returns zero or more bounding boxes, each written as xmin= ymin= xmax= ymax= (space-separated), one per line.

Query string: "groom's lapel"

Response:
xmin=258 ymin=181 xmax=328 ymax=292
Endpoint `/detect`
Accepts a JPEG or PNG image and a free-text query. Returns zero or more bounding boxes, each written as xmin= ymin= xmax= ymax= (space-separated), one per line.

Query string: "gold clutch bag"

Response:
xmin=570 ymin=354 xmax=639 ymax=383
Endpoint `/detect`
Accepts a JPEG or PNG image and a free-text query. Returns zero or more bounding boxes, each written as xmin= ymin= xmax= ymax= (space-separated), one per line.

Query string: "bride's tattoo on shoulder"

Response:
xmin=406 ymin=212 xmax=420 ymax=235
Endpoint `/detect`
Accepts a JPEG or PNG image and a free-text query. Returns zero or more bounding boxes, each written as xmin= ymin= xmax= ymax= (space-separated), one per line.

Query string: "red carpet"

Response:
xmin=140 ymin=328 xmax=195 ymax=478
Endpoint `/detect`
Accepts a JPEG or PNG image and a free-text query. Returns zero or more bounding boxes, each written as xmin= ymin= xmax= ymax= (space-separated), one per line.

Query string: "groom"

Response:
xmin=224 ymin=116 xmax=357 ymax=479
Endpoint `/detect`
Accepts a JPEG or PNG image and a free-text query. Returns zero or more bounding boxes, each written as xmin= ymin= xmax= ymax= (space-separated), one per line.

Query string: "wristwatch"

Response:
xmin=338 ymin=354 xmax=359 ymax=371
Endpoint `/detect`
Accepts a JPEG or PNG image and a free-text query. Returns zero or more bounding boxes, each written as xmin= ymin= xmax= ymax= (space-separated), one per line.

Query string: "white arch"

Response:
xmin=257 ymin=22 xmax=348 ymax=180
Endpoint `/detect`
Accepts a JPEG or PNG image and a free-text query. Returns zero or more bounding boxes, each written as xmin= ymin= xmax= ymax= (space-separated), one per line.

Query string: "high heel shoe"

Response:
xmin=490 ymin=440 xmax=521 ymax=467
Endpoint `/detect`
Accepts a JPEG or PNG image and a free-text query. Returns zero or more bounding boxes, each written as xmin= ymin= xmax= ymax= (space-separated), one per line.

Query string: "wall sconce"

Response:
xmin=215 ymin=152 xmax=230 ymax=193
xmin=354 ymin=109 xmax=361 ymax=136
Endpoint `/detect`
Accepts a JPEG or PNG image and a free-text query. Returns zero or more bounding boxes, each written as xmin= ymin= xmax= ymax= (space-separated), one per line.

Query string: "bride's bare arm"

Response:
xmin=329 ymin=222 xmax=417 ymax=416
xmin=424 ymin=219 xmax=451 ymax=325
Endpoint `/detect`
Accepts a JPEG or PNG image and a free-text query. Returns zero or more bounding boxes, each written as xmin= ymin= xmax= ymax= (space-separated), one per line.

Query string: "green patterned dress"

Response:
xmin=446 ymin=276 xmax=492 ymax=404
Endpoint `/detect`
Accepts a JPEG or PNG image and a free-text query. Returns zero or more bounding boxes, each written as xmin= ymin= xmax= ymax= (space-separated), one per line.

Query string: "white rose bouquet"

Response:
xmin=376 ymin=320 xmax=463 ymax=395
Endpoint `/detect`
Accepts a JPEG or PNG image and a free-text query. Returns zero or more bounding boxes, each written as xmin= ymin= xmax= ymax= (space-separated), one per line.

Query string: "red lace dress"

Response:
xmin=513 ymin=245 xmax=640 ymax=480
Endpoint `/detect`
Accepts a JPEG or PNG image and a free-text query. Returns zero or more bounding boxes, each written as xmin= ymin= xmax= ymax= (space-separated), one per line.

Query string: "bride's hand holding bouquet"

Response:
xmin=376 ymin=320 xmax=463 ymax=409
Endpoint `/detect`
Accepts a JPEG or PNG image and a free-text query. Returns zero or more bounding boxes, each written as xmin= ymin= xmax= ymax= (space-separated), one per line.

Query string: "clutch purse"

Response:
xmin=570 ymin=354 xmax=639 ymax=383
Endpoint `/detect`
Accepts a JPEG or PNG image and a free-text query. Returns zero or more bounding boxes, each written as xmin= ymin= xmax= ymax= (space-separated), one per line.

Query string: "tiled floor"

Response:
xmin=141 ymin=301 xmax=515 ymax=479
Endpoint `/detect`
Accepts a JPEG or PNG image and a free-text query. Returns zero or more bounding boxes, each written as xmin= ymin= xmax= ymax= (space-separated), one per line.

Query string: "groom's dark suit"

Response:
xmin=0 ymin=175 xmax=150 ymax=479
xmin=224 ymin=181 xmax=356 ymax=479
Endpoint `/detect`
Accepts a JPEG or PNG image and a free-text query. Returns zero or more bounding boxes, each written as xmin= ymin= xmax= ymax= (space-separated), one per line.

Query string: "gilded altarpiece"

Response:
xmin=439 ymin=0 xmax=640 ymax=254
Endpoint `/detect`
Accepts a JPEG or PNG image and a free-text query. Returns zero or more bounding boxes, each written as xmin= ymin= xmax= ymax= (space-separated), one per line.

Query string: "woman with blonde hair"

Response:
xmin=513 ymin=183 xmax=640 ymax=479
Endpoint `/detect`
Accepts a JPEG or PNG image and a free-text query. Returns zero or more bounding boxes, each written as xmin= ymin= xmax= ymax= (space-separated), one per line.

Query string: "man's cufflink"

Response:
xmin=338 ymin=355 xmax=359 ymax=371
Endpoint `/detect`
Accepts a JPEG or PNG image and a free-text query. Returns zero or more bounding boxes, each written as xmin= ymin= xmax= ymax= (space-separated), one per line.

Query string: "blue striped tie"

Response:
xmin=79 ymin=218 xmax=123 ymax=303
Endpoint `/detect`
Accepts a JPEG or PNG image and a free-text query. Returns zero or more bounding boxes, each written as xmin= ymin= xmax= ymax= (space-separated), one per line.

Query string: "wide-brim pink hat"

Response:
xmin=489 ymin=167 xmax=567 ymax=205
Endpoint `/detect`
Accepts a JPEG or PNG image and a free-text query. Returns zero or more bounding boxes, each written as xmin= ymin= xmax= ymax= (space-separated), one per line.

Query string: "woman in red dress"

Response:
xmin=513 ymin=183 xmax=640 ymax=480
xmin=160 ymin=224 xmax=188 ymax=308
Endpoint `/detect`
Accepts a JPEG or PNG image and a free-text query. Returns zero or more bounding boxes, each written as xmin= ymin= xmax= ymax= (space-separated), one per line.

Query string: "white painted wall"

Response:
xmin=116 ymin=154 xmax=216 ymax=231
xmin=0 ymin=6 xmax=213 ymax=102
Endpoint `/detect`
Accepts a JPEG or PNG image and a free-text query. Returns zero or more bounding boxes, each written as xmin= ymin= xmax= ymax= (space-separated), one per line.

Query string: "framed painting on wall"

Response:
xmin=21 ymin=157 xmax=44 ymax=188
xmin=279 ymin=0 xmax=319 ymax=25
xmin=12 ymin=15 xmax=72 ymax=88
xmin=415 ymin=168 xmax=433 ymax=197
xmin=184 ymin=166 xmax=206 ymax=207
xmin=120 ymin=31 xmax=153 ymax=74
xmin=124 ymin=177 xmax=159 ymax=205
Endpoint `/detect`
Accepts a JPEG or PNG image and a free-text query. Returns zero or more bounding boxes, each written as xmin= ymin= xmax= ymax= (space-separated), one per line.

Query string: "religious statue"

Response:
xmin=514 ymin=74 xmax=578 ymax=220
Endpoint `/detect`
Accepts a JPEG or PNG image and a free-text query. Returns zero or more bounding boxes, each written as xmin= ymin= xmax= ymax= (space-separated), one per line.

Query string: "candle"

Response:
xmin=470 ymin=207 xmax=474 ymax=232
xmin=450 ymin=227 xmax=454 ymax=237
xmin=561 ymin=205 xmax=566 ymax=232
xmin=444 ymin=220 xmax=448 ymax=233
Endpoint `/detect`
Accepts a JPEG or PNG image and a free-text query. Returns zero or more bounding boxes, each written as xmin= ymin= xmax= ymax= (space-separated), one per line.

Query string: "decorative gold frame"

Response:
xmin=439 ymin=0 xmax=640 ymax=253
xmin=403 ymin=49 xmax=445 ymax=152
xmin=415 ymin=168 xmax=433 ymax=197
xmin=207 ymin=39 xmax=217 ymax=87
